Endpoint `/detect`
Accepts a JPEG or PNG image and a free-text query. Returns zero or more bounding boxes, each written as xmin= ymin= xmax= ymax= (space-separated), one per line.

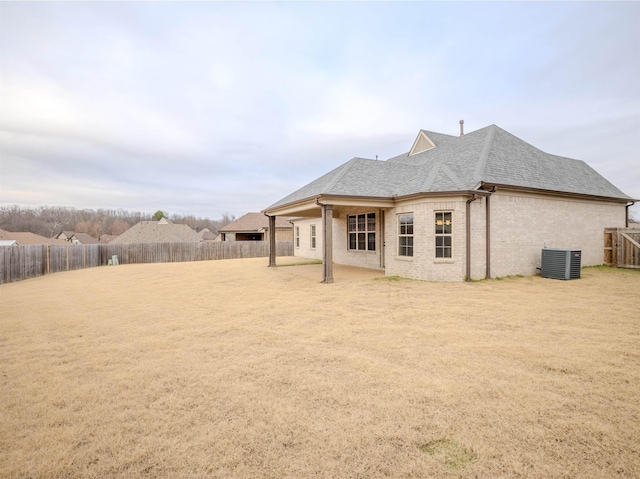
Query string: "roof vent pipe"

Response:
xmin=459 ymin=119 xmax=464 ymax=137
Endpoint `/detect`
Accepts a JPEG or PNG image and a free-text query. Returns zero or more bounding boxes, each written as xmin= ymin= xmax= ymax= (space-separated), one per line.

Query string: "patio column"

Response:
xmin=321 ymin=204 xmax=334 ymax=283
xmin=268 ymin=215 xmax=277 ymax=267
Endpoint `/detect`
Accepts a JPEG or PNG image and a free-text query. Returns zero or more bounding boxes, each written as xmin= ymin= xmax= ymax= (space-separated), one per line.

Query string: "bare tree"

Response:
xmin=0 ymin=205 xmax=235 ymax=237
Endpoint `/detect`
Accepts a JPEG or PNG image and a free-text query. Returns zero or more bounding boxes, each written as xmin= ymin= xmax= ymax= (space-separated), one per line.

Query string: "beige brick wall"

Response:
xmin=291 ymin=217 xmax=323 ymax=260
xmin=292 ymin=208 xmax=385 ymax=269
xmin=489 ymin=191 xmax=626 ymax=277
xmin=385 ymin=197 xmax=469 ymax=282
xmin=332 ymin=207 xmax=384 ymax=270
xmin=291 ymin=193 xmax=626 ymax=281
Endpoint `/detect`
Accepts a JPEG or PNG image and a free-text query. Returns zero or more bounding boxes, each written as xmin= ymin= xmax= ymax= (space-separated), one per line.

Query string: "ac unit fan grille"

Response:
xmin=541 ymin=249 xmax=581 ymax=280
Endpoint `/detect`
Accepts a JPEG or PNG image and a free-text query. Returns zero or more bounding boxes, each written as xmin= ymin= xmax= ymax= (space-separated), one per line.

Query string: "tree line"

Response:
xmin=0 ymin=205 xmax=236 ymax=239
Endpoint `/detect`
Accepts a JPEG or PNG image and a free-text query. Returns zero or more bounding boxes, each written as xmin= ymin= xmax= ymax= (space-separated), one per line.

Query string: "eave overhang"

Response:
xmin=478 ymin=182 xmax=636 ymax=204
xmin=262 ymin=190 xmax=490 ymax=217
xmin=263 ymin=181 xmax=632 ymax=218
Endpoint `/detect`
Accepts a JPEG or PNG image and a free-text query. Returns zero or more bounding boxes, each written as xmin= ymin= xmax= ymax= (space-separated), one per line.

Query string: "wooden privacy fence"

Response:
xmin=604 ymin=228 xmax=640 ymax=269
xmin=0 ymin=241 xmax=293 ymax=284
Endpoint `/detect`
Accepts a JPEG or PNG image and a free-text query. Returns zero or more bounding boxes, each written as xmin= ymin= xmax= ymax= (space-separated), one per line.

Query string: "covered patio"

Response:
xmin=273 ymin=256 xmax=385 ymax=283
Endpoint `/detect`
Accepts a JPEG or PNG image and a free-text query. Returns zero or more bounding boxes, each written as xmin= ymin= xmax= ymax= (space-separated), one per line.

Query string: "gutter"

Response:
xmin=479 ymin=182 xmax=633 ymax=204
xmin=263 ymin=190 xmax=490 ymax=216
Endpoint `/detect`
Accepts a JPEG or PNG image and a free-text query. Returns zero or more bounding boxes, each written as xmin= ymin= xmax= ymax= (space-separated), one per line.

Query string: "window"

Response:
xmin=295 ymin=226 xmax=300 ymax=248
xmin=435 ymin=212 xmax=452 ymax=258
xmin=310 ymin=225 xmax=316 ymax=249
xmin=398 ymin=213 xmax=413 ymax=257
xmin=348 ymin=213 xmax=375 ymax=251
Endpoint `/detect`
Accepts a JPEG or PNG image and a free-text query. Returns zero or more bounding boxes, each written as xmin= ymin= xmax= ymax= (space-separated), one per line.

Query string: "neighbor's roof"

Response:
xmin=197 ymin=228 xmax=217 ymax=240
xmin=99 ymin=234 xmax=119 ymax=243
xmin=0 ymin=228 xmax=68 ymax=245
xmin=109 ymin=221 xmax=200 ymax=244
xmin=71 ymin=233 xmax=101 ymax=244
xmin=220 ymin=212 xmax=292 ymax=233
xmin=266 ymin=124 xmax=632 ymax=211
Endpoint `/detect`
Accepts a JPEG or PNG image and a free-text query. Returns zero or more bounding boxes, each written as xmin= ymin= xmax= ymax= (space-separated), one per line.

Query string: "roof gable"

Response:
xmin=408 ymin=130 xmax=436 ymax=156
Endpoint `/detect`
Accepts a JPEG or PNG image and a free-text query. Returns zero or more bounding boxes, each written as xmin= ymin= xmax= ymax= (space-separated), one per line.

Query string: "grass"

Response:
xmin=419 ymin=439 xmax=476 ymax=470
xmin=373 ymin=275 xmax=413 ymax=282
xmin=276 ymin=259 xmax=323 ymax=267
xmin=1 ymin=258 xmax=639 ymax=478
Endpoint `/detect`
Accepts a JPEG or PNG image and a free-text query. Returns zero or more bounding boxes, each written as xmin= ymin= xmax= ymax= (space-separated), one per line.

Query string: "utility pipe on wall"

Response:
xmin=466 ymin=194 xmax=478 ymax=282
xmin=626 ymin=202 xmax=636 ymax=227
xmin=485 ymin=186 xmax=496 ymax=279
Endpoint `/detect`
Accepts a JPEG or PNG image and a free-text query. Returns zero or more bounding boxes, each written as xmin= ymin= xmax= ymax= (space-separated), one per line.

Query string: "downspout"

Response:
xmin=486 ymin=186 xmax=497 ymax=279
xmin=626 ymin=202 xmax=635 ymax=227
xmin=466 ymin=194 xmax=479 ymax=282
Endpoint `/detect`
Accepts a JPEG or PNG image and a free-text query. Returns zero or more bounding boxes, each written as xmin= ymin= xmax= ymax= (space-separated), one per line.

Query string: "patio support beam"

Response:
xmin=320 ymin=202 xmax=334 ymax=283
xmin=267 ymin=215 xmax=277 ymax=267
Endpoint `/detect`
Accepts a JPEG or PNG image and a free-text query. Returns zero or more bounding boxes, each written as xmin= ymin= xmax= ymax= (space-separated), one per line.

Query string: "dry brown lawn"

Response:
xmin=1 ymin=258 xmax=639 ymax=478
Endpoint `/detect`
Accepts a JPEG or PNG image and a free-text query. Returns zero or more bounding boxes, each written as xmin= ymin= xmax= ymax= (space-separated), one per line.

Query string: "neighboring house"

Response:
xmin=109 ymin=218 xmax=201 ymax=244
xmin=71 ymin=233 xmax=100 ymax=244
xmin=263 ymin=123 xmax=635 ymax=283
xmin=0 ymin=228 xmax=67 ymax=245
xmin=219 ymin=212 xmax=293 ymax=242
xmin=56 ymin=231 xmax=100 ymax=244
xmin=99 ymin=234 xmax=119 ymax=243
xmin=55 ymin=232 xmax=101 ymax=244
xmin=0 ymin=240 xmax=17 ymax=247
xmin=197 ymin=228 xmax=217 ymax=241
xmin=56 ymin=231 xmax=75 ymax=241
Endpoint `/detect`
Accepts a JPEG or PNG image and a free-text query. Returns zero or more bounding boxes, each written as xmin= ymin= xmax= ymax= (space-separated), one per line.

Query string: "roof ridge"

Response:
xmin=440 ymin=163 xmax=466 ymax=190
xmin=473 ymin=124 xmax=497 ymax=182
xmin=323 ymin=157 xmax=361 ymax=193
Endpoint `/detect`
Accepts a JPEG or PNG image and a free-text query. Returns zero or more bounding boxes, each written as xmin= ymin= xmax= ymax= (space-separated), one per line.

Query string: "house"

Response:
xmin=0 ymin=228 xmax=67 ymax=245
xmin=263 ymin=123 xmax=635 ymax=283
xmin=219 ymin=212 xmax=293 ymax=242
xmin=56 ymin=231 xmax=75 ymax=241
xmin=197 ymin=228 xmax=217 ymax=241
xmin=109 ymin=217 xmax=201 ymax=244
xmin=99 ymin=234 xmax=119 ymax=243
xmin=55 ymin=231 xmax=101 ymax=244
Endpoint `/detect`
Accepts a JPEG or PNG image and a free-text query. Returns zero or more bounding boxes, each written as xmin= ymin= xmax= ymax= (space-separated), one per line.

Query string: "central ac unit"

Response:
xmin=541 ymin=248 xmax=581 ymax=280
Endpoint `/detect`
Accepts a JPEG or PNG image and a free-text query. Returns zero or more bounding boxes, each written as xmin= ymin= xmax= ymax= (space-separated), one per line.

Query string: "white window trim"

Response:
xmin=397 ymin=212 xmax=414 ymax=258
xmin=347 ymin=213 xmax=376 ymax=252
xmin=435 ymin=211 xmax=453 ymax=259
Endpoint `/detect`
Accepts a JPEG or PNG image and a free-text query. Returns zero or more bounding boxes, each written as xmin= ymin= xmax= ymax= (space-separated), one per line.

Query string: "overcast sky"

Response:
xmin=1 ymin=1 xmax=639 ymax=219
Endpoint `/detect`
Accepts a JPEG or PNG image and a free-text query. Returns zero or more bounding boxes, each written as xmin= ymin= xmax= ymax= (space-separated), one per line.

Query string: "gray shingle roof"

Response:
xmin=266 ymin=124 xmax=632 ymax=210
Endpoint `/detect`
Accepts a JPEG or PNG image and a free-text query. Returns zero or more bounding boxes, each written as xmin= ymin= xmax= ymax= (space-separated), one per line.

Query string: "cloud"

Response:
xmin=0 ymin=1 xmax=638 ymax=218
